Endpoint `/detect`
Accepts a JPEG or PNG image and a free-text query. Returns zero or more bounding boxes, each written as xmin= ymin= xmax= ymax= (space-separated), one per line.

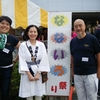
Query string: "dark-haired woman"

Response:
xmin=18 ymin=25 xmax=50 ymax=100
xmin=0 ymin=16 xmax=20 ymax=100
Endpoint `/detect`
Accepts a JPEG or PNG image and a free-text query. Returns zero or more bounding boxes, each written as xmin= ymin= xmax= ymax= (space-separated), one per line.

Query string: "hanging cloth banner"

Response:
xmin=47 ymin=12 xmax=72 ymax=96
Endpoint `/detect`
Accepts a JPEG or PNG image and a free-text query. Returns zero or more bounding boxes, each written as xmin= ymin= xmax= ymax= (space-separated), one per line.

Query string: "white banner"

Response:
xmin=47 ymin=12 xmax=72 ymax=96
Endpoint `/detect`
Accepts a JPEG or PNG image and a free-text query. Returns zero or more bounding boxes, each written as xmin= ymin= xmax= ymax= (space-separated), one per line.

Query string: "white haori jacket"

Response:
xmin=18 ymin=40 xmax=50 ymax=98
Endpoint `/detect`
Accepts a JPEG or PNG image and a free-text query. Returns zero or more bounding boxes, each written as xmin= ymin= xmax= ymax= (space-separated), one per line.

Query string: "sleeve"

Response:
xmin=18 ymin=43 xmax=29 ymax=74
xmin=11 ymin=35 xmax=19 ymax=47
xmin=39 ymin=43 xmax=50 ymax=72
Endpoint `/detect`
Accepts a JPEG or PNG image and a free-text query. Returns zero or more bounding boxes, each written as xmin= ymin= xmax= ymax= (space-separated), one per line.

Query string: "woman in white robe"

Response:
xmin=18 ymin=25 xmax=50 ymax=100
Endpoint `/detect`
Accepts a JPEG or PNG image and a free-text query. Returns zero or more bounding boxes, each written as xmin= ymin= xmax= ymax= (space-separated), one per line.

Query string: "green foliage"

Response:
xmin=9 ymin=62 xmax=47 ymax=100
xmin=9 ymin=62 xmax=23 ymax=100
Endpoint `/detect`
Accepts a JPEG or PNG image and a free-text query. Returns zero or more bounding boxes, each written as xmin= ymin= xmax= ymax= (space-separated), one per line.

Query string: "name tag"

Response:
xmin=82 ymin=57 xmax=89 ymax=62
xmin=3 ymin=48 xmax=9 ymax=54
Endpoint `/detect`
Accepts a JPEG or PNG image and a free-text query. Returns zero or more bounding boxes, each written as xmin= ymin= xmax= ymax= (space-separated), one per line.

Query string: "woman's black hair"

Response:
xmin=23 ymin=25 xmax=40 ymax=41
xmin=0 ymin=15 xmax=12 ymax=25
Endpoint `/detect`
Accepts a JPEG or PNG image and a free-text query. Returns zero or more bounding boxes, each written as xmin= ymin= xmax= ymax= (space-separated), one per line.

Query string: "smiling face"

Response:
xmin=0 ymin=20 xmax=10 ymax=34
xmin=74 ymin=19 xmax=86 ymax=39
xmin=28 ymin=26 xmax=38 ymax=40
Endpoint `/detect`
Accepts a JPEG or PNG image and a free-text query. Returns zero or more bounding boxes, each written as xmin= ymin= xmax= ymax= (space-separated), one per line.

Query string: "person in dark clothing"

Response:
xmin=94 ymin=23 xmax=100 ymax=43
xmin=70 ymin=19 xmax=100 ymax=100
xmin=0 ymin=16 xmax=20 ymax=100
xmin=94 ymin=16 xmax=100 ymax=97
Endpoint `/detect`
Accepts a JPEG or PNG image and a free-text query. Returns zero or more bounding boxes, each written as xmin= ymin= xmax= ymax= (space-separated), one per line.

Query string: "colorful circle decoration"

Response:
xmin=51 ymin=32 xmax=68 ymax=43
xmin=51 ymin=15 xmax=69 ymax=27
xmin=50 ymin=65 xmax=67 ymax=76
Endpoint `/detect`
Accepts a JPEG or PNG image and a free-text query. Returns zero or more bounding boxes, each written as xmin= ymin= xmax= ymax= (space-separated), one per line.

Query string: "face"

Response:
xmin=0 ymin=20 xmax=10 ymax=34
xmin=74 ymin=19 xmax=86 ymax=38
xmin=28 ymin=26 xmax=38 ymax=40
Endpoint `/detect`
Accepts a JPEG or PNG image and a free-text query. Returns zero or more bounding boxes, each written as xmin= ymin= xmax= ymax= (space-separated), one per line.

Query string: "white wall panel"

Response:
xmin=57 ymin=0 xmax=82 ymax=12
xmin=30 ymin=0 xmax=100 ymax=12
xmin=82 ymin=0 xmax=100 ymax=12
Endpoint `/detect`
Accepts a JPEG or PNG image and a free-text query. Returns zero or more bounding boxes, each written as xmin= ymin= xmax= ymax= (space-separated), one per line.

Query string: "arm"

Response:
xmin=13 ymin=55 xmax=19 ymax=64
xmin=13 ymin=41 xmax=21 ymax=64
xmin=71 ymin=55 xmax=74 ymax=78
xmin=96 ymin=53 xmax=100 ymax=79
xmin=15 ymin=41 xmax=21 ymax=49
xmin=26 ymin=71 xmax=36 ymax=81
